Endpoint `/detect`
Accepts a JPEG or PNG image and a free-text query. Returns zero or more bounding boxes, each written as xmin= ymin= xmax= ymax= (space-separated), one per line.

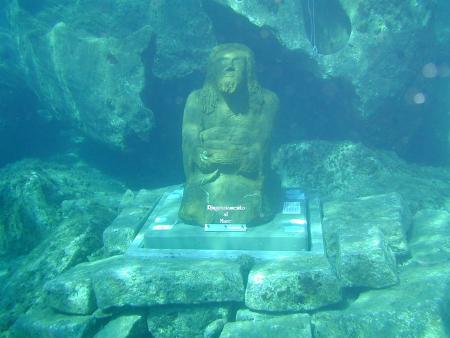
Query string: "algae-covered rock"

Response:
xmin=0 ymin=159 xmax=124 ymax=332
xmin=235 ymin=309 xmax=279 ymax=321
xmin=211 ymin=0 xmax=434 ymax=140
xmin=44 ymin=264 xmax=96 ymax=315
xmin=7 ymin=0 xmax=215 ymax=151
xmin=103 ymin=188 xmax=168 ymax=255
xmin=273 ymin=141 xmax=450 ymax=214
xmin=409 ymin=209 xmax=450 ymax=264
xmin=11 ymin=308 xmax=95 ymax=338
xmin=324 ymin=193 xmax=410 ymax=257
xmin=8 ymin=1 xmax=154 ymax=150
xmin=220 ymin=313 xmax=311 ymax=338
xmin=0 ymin=159 xmax=124 ymax=257
xmin=323 ymin=194 xmax=403 ymax=288
xmin=204 ymin=318 xmax=227 ymax=338
xmin=94 ymin=314 xmax=148 ymax=338
xmin=92 ymin=257 xmax=244 ymax=309
xmin=147 ymin=305 xmax=230 ymax=338
xmin=312 ymin=263 xmax=450 ymax=337
xmin=245 ymin=255 xmax=342 ymax=312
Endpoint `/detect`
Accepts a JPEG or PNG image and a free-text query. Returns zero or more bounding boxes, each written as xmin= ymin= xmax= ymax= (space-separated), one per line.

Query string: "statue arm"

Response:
xmin=182 ymin=92 xmax=203 ymax=178
xmin=238 ymin=91 xmax=279 ymax=177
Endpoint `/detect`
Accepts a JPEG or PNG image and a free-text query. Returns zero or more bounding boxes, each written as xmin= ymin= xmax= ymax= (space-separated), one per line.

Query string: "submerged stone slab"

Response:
xmin=312 ymin=263 xmax=450 ymax=338
xmin=94 ymin=314 xmax=148 ymax=338
xmin=245 ymin=256 xmax=342 ymax=312
xmin=147 ymin=305 xmax=230 ymax=338
xmin=92 ymin=257 xmax=244 ymax=309
xmin=220 ymin=313 xmax=311 ymax=338
xmin=103 ymin=189 xmax=164 ymax=255
xmin=204 ymin=318 xmax=227 ymax=338
xmin=409 ymin=209 xmax=450 ymax=264
xmin=324 ymin=192 xmax=411 ymax=257
xmin=322 ymin=193 xmax=404 ymax=288
xmin=11 ymin=308 xmax=94 ymax=338
xmin=335 ymin=227 xmax=398 ymax=288
xmin=44 ymin=264 xmax=96 ymax=315
xmin=235 ymin=309 xmax=279 ymax=321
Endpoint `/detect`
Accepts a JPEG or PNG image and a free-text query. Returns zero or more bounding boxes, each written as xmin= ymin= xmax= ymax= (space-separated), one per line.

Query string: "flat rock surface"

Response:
xmin=312 ymin=262 xmax=450 ymax=338
xmin=147 ymin=305 xmax=230 ymax=338
xmin=322 ymin=193 xmax=405 ymax=288
xmin=324 ymin=192 xmax=411 ymax=257
xmin=220 ymin=313 xmax=311 ymax=338
xmin=11 ymin=308 xmax=94 ymax=338
xmin=245 ymin=255 xmax=342 ymax=312
xmin=103 ymin=187 xmax=170 ymax=255
xmin=90 ymin=256 xmax=244 ymax=309
xmin=94 ymin=314 xmax=148 ymax=338
xmin=409 ymin=209 xmax=450 ymax=264
xmin=44 ymin=265 xmax=96 ymax=315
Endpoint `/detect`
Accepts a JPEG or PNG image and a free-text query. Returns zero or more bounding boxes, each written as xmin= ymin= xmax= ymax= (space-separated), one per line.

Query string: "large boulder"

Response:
xmin=211 ymin=0 xmax=435 ymax=144
xmin=91 ymin=257 xmax=244 ymax=309
xmin=245 ymin=256 xmax=342 ymax=312
xmin=312 ymin=262 xmax=450 ymax=337
xmin=0 ymin=159 xmax=124 ymax=257
xmin=43 ymin=255 xmax=244 ymax=313
xmin=11 ymin=308 xmax=95 ymax=338
xmin=7 ymin=0 xmax=215 ymax=150
xmin=273 ymin=141 xmax=450 ymax=214
xmin=0 ymin=159 xmax=124 ymax=332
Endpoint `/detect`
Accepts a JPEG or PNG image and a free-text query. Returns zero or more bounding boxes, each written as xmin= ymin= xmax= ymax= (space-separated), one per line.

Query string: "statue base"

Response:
xmin=126 ymin=186 xmax=325 ymax=260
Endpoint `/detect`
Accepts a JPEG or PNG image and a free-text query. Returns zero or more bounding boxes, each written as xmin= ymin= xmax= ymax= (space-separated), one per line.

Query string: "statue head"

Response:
xmin=206 ymin=43 xmax=258 ymax=95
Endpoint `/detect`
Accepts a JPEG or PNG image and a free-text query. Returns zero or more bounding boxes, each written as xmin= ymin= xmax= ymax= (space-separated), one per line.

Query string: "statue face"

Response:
xmin=213 ymin=51 xmax=247 ymax=94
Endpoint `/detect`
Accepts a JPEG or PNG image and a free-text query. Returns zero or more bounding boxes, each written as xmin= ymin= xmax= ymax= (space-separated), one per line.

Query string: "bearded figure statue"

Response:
xmin=179 ymin=43 xmax=279 ymax=226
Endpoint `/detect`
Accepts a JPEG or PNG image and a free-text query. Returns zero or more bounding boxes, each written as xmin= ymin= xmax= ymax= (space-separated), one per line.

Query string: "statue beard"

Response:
xmin=217 ymin=76 xmax=240 ymax=94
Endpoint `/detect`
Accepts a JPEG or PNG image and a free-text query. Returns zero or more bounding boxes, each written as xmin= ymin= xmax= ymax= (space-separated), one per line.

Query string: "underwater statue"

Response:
xmin=179 ymin=43 xmax=279 ymax=226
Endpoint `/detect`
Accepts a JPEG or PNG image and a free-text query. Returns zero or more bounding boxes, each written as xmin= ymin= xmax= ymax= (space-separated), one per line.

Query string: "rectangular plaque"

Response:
xmin=282 ymin=201 xmax=302 ymax=214
xmin=204 ymin=223 xmax=247 ymax=232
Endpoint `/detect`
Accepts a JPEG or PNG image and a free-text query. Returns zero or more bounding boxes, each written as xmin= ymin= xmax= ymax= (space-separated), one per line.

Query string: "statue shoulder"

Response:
xmin=262 ymin=89 xmax=279 ymax=113
xmin=186 ymin=90 xmax=202 ymax=106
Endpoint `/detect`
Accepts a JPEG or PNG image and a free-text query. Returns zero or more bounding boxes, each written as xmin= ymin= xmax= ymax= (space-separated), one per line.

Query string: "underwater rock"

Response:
xmin=211 ymin=0 xmax=433 ymax=120
xmin=273 ymin=141 xmax=450 ymax=214
xmin=0 ymin=159 xmax=123 ymax=331
xmin=220 ymin=313 xmax=311 ymax=338
xmin=103 ymin=188 xmax=167 ymax=255
xmin=323 ymin=195 xmax=402 ymax=288
xmin=245 ymin=255 xmax=342 ymax=312
xmin=147 ymin=305 xmax=229 ymax=338
xmin=409 ymin=209 xmax=450 ymax=264
xmin=204 ymin=318 xmax=227 ymax=338
xmin=8 ymin=1 xmax=154 ymax=151
xmin=0 ymin=159 xmax=124 ymax=257
xmin=328 ymin=226 xmax=398 ymax=289
xmin=11 ymin=308 xmax=95 ymax=338
xmin=44 ymin=264 xmax=96 ymax=316
xmin=149 ymin=0 xmax=216 ymax=80
xmin=94 ymin=314 xmax=148 ymax=338
xmin=91 ymin=256 xmax=244 ymax=309
xmin=7 ymin=0 xmax=215 ymax=151
xmin=312 ymin=262 xmax=450 ymax=337
xmin=235 ymin=309 xmax=279 ymax=321
xmin=324 ymin=192 xmax=411 ymax=258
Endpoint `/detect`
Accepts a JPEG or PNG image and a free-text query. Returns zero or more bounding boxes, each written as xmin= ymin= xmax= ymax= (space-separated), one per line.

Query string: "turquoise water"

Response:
xmin=0 ymin=1 xmax=449 ymax=337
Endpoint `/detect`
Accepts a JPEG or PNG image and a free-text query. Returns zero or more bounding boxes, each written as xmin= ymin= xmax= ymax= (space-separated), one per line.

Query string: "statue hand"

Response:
xmin=196 ymin=149 xmax=216 ymax=172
